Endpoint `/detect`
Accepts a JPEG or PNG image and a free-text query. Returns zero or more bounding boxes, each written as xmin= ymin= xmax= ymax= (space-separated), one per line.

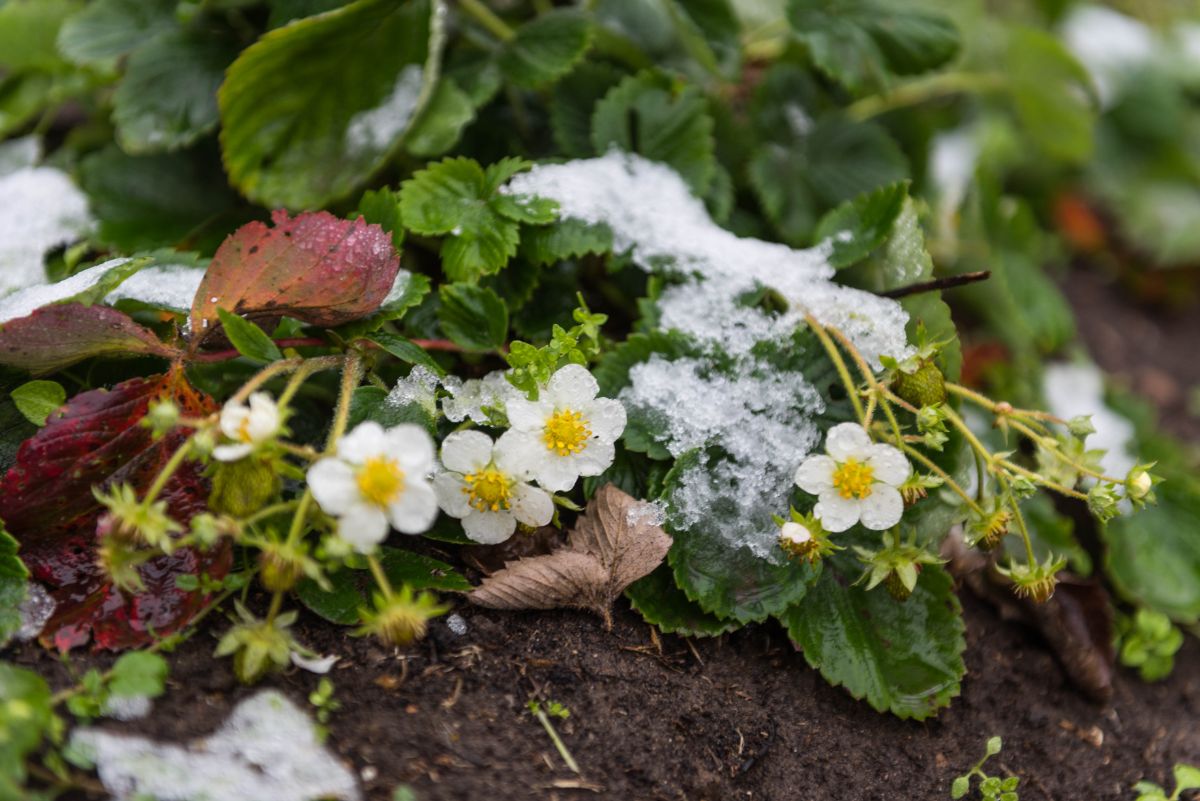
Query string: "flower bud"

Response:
xmin=209 ymin=457 xmax=280 ymax=518
xmin=258 ymin=542 xmax=309 ymax=593
xmin=356 ymin=587 xmax=448 ymax=647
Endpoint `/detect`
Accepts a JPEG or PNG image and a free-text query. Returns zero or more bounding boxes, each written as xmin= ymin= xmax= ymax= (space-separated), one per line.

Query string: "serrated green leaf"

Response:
xmin=216 ymin=308 xmax=283 ymax=363
xmin=379 ymin=547 xmax=470 ymax=592
xmin=813 ymin=181 xmax=909 ymax=268
xmin=780 ymin=536 xmax=965 ymax=719
xmin=108 ymin=652 xmax=168 ymax=699
xmin=0 ymin=524 xmax=30 ymax=644
xmin=519 ymin=218 xmax=614 ymax=266
xmin=591 ymin=71 xmax=715 ymax=196
xmin=1103 ymin=479 xmax=1200 ymax=624
xmin=220 ymin=0 xmax=442 ymax=209
xmin=57 ymin=0 xmax=175 ymax=66
xmin=499 ymin=8 xmax=592 ymax=88
xmin=355 ymin=188 xmax=406 ymax=251
xmin=369 ymin=332 xmax=444 ymax=376
xmin=404 ymin=76 xmax=476 ymax=157
xmin=296 ymin=569 xmax=362 ymax=625
xmin=550 ymin=61 xmax=625 ymax=158
xmin=626 ymin=564 xmax=737 ymax=637
xmin=10 ymin=380 xmax=65 ymax=426
xmin=663 ymin=0 xmax=741 ymax=80
xmin=437 ymin=283 xmax=508 ymax=351
xmin=113 ymin=29 xmax=239 ymax=154
xmin=398 ymin=157 xmax=530 ymax=281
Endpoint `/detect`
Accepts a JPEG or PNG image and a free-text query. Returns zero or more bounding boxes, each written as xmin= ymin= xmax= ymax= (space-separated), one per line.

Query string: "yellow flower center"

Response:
xmin=356 ymin=456 xmax=406 ymax=506
xmin=832 ymin=458 xmax=875 ymax=500
xmin=462 ymin=468 xmax=513 ymax=513
xmin=236 ymin=415 xmax=254 ymax=443
xmin=542 ymin=408 xmax=591 ymax=457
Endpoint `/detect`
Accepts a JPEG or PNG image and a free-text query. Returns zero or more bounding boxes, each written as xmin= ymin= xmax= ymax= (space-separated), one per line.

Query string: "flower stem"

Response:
xmin=1000 ymin=477 xmax=1038 ymax=566
xmin=900 ymin=443 xmax=985 ymax=516
xmin=532 ymin=705 xmax=580 ymax=774
xmin=367 ymin=554 xmax=394 ymax=599
xmin=457 ymin=0 xmax=515 ymax=41
xmin=805 ymin=315 xmax=865 ymax=423
xmin=232 ymin=357 xmax=305 ymax=403
xmin=1006 ymin=417 xmax=1124 ymax=484
xmin=844 ymin=71 xmax=1007 ymax=122
xmin=142 ymin=436 xmax=194 ymax=505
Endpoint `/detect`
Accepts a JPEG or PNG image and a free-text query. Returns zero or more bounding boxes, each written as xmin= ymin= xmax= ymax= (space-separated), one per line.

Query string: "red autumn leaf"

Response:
xmin=0 ymin=370 xmax=230 ymax=650
xmin=0 ymin=304 xmax=180 ymax=376
xmin=189 ymin=210 xmax=400 ymax=350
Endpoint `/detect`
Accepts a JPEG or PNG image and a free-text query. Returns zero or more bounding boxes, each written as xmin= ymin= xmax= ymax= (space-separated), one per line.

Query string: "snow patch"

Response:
xmin=71 ymin=690 xmax=361 ymax=801
xmin=440 ymin=370 xmax=523 ymax=425
xmin=16 ymin=582 xmax=56 ymax=641
xmin=0 ymin=165 xmax=92 ymax=296
xmin=1061 ymin=5 xmax=1156 ymax=107
xmin=107 ymin=263 xmax=204 ymax=311
xmin=1043 ymin=362 xmax=1137 ymax=479
xmin=345 ymin=65 xmax=424 ymax=155
xmin=102 ymin=695 xmax=152 ymax=721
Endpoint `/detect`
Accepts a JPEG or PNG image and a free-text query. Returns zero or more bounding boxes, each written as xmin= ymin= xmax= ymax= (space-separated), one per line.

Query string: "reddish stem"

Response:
xmin=190 ymin=337 xmax=467 ymax=363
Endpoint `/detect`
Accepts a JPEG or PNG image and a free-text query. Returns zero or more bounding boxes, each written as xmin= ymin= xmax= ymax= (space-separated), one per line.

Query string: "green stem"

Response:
xmin=901 ymin=443 xmax=985 ymax=516
xmin=367 ymin=554 xmax=394 ymax=599
xmin=805 ymin=315 xmax=865 ymax=423
xmin=845 ymin=71 xmax=1008 ymax=122
xmin=142 ymin=436 xmax=194 ymax=505
xmin=326 ymin=352 xmax=364 ymax=451
xmin=997 ymin=458 xmax=1088 ymax=501
xmin=277 ymin=356 xmax=342 ymax=408
xmin=824 ymin=325 xmax=905 ymax=444
xmin=457 ymin=0 xmax=515 ymax=41
xmin=942 ymin=405 xmax=996 ymax=470
xmin=1006 ymin=418 xmax=1123 ymax=484
xmin=232 ymin=358 xmax=304 ymax=404
xmin=1000 ymin=476 xmax=1037 ymax=565
xmin=533 ymin=706 xmax=580 ymax=774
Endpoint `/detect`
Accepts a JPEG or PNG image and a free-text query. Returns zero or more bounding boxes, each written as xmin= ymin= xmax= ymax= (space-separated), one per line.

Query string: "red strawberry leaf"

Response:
xmin=0 ymin=370 xmax=230 ymax=650
xmin=0 ymin=304 xmax=179 ymax=376
xmin=189 ymin=210 xmax=400 ymax=350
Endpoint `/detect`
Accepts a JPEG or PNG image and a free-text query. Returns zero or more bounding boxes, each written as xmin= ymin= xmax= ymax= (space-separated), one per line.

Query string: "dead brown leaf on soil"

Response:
xmin=468 ymin=484 xmax=672 ymax=629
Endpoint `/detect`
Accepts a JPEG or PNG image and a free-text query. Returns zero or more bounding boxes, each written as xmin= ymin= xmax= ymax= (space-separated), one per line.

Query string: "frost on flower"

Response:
xmin=441 ymin=369 xmax=524 ymax=425
xmin=497 ymin=363 xmax=626 ymax=493
xmin=308 ymin=422 xmax=438 ymax=552
xmin=433 ymin=430 xmax=553 ymax=544
xmin=794 ymin=423 xmax=911 ymax=532
xmin=214 ymin=393 xmax=281 ymax=462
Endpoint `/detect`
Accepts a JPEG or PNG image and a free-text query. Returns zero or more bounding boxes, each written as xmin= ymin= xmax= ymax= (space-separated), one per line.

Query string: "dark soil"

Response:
xmin=12 ymin=266 xmax=1200 ymax=801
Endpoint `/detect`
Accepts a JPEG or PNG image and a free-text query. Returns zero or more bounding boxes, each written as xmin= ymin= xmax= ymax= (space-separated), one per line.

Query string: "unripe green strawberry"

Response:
xmin=892 ymin=360 xmax=946 ymax=408
xmin=209 ymin=457 xmax=279 ymax=518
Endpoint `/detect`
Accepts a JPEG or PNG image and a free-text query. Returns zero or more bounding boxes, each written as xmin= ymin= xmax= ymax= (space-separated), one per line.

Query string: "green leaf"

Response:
xmin=113 ymin=29 xmax=239 ymax=154
xmin=499 ymin=9 xmax=592 ymax=88
xmin=626 ymin=565 xmax=737 ymax=637
xmin=297 ymin=549 xmax=467 ymax=625
xmin=787 ymin=0 xmax=959 ymax=93
xmin=813 ymin=181 xmax=909 ymax=269
xmin=550 ymin=61 xmax=624 ymax=158
xmin=216 ymin=308 xmax=283 ymax=363
xmin=267 ymin=0 xmax=350 ymax=28
xmin=378 ymin=547 xmax=470 ymax=592
xmin=404 ymin=76 xmax=476 ymax=157
xmin=0 ymin=0 xmax=81 ymax=72
xmin=356 ymin=188 xmax=406 ymax=251
xmin=399 ymin=157 xmax=543 ymax=281
xmin=1103 ymin=479 xmax=1200 ymax=624
xmin=437 ymin=283 xmax=508 ymax=351
xmin=369 ymin=332 xmax=444 ymax=375
xmin=296 ymin=569 xmax=362 ymax=625
xmin=347 ymin=385 xmax=436 ymax=436
xmin=108 ymin=652 xmax=168 ymax=699
xmin=0 ymin=524 xmax=30 ymax=644
xmin=1173 ymin=764 xmax=1200 ymax=792
xmin=663 ymin=0 xmax=741 ymax=80
xmin=780 ymin=537 xmax=965 ymax=719
xmin=0 ymin=662 xmax=53 ymax=784
xmin=57 ymin=0 xmax=175 ymax=66
xmin=78 ymin=145 xmax=245 ymax=252
xmin=951 ymin=776 xmax=970 ymax=799
xmin=519 ymin=218 xmax=613 ymax=266
xmin=219 ymin=0 xmax=443 ymax=209
xmin=10 ymin=380 xmax=65 ymax=426
xmin=591 ymin=71 xmax=715 ymax=196
xmin=1006 ymin=27 xmax=1094 ymax=164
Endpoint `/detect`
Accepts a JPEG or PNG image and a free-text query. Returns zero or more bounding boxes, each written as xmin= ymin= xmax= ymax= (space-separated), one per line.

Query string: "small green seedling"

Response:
xmin=1117 ymin=609 xmax=1184 ymax=682
xmin=308 ymin=678 xmax=340 ymax=724
xmin=526 ymin=698 xmax=578 ymax=773
xmin=1133 ymin=763 xmax=1200 ymax=800
xmin=951 ymin=737 xmax=1019 ymax=800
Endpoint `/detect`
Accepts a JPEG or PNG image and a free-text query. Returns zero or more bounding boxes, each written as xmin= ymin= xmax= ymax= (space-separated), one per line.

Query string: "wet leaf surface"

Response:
xmin=0 ymin=304 xmax=179 ymax=375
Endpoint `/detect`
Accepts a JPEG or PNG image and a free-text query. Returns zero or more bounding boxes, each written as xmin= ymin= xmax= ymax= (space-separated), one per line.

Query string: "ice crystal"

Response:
xmin=445 ymin=613 xmax=468 ymax=636
xmin=440 ymin=370 xmax=522 ymax=425
xmin=0 ymin=258 xmax=127 ymax=323
xmin=107 ymin=263 xmax=204 ymax=311
xmin=385 ymin=365 xmax=441 ymax=417
xmin=71 ymin=690 xmax=361 ymax=801
xmin=16 ymin=582 xmax=55 ymax=641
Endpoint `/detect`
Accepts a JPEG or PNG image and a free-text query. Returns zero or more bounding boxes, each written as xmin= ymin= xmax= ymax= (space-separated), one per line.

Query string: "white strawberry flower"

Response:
xmin=433 ymin=430 xmax=553 ymax=545
xmin=496 ymin=364 xmax=626 ymax=492
xmin=213 ymin=392 xmax=281 ymax=462
xmin=794 ymin=422 xmax=911 ymax=532
xmin=307 ymin=422 xmax=438 ymax=553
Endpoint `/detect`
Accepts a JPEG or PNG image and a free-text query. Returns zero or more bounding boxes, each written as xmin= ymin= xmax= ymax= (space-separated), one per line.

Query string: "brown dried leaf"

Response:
xmin=469 ymin=485 xmax=672 ymax=628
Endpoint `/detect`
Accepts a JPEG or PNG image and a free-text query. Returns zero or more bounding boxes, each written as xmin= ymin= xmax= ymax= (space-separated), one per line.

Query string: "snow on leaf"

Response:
xmin=0 ymin=371 xmax=229 ymax=650
xmin=189 ymin=210 xmax=400 ymax=350
xmin=470 ymin=484 xmax=672 ymax=628
xmin=0 ymin=304 xmax=180 ymax=376
xmin=0 ymin=163 xmax=92 ymax=295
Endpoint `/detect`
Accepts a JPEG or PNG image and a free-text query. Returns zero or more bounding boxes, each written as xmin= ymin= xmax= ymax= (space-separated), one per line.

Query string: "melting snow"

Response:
xmin=445 ymin=613 xmax=468 ymax=636
xmin=1061 ymin=5 xmax=1156 ymax=107
xmin=440 ymin=370 xmax=523 ymax=425
xmin=1043 ymin=362 xmax=1137 ymax=480
xmin=16 ymin=582 xmax=56 ymax=641
xmin=345 ymin=65 xmax=424 ymax=155
xmin=0 ymin=159 xmax=92 ymax=296
xmin=71 ymin=690 xmax=361 ymax=801
xmin=101 ymin=695 xmax=152 ymax=721
xmin=506 ymin=153 xmax=912 ymax=559
xmin=386 ymin=364 xmax=441 ymax=418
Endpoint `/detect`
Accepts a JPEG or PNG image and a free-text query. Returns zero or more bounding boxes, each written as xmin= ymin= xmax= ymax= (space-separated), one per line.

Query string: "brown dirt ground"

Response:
xmin=12 ymin=265 xmax=1200 ymax=801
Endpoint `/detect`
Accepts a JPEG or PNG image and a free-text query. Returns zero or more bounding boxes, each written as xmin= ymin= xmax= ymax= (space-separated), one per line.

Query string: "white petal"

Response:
xmin=859 ymin=484 xmax=904 ymax=530
xmin=586 ymin=398 xmax=627 ymax=442
xmin=386 ymin=424 xmax=435 ymax=473
xmin=219 ymin=406 xmax=248 ymax=440
xmin=338 ymin=421 xmax=386 ymax=464
xmin=780 ymin=521 xmax=812 ymax=544
xmin=290 ymin=652 xmax=338 ymax=674
xmin=510 ymin=483 xmax=553 ymax=527
xmin=388 ymin=479 xmax=438 ymax=534
xmin=246 ymin=393 xmax=279 ymax=440
xmin=433 ymin=471 xmax=472 ymax=518
xmin=866 ymin=443 xmax=911 ymax=486
xmin=494 ymin=430 xmax=543 ymax=480
xmin=338 ymin=503 xmax=390 ymax=553
xmin=462 ymin=510 xmax=516 ymax=544
xmin=439 ymin=430 xmax=494 ymax=474
xmin=794 ymin=455 xmax=836 ymax=494
xmin=544 ymin=363 xmax=599 ymax=408
xmin=825 ymin=422 xmax=872 ymax=461
xmin=308 ymin=458 xmax=359 ymax=515
xmin=213 ymin=443 xmax=252 ymax=462
xmin=532 ymin=454 xmax=580 ymax=493
xmin=573 ymin=438 xmax=615 ymax=476
xmin=814 ymin=490 xmax=861 ymax=533
xmin=505 ymin=397 xmax=546 ymax=431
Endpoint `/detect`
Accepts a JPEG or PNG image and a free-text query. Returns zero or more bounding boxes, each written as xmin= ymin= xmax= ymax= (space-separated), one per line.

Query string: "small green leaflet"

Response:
xmin=107 ymin=651 xmax=169 ymax=699
xmin=398 ymin=156 xmax=557 ymax=282
xmin=499 ymin=8 xmax=593 ymax=88
xmin=813 ymin=181 xmax=909 ymax=269
xmin=216 ymin=308 xmax=283 ymax=363
xmin=369 ymin=331 xmax=444 ymax=375
xmin=0 ymin=524 xmax=30 ymax=644
xmin=437 ymin=283 xmax=509 ymax=351
xmin=10 ymin=380 xmax=66 ymax=426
